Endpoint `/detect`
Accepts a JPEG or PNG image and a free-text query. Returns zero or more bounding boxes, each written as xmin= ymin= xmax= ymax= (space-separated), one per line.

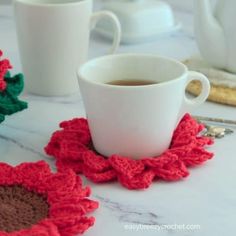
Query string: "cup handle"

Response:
xmin=183 ymin=71 xmax=210 ymax=110
xmin=90 ymin=11 xmax=121 ymax=54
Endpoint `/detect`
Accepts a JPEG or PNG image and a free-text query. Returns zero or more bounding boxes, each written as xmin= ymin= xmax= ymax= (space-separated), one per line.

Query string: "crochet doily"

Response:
xmin=45 ymin=114 xmax=214 ymax=190
xmin=0 ymin=50 xmax=27 ymax=123
xmin=0 ymin=161 xmax=98 ymax=236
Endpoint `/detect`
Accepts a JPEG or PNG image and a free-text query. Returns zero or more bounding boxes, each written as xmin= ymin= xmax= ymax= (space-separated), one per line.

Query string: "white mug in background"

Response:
xmin=14 ymin=0 xmax=121 ymax=96
xmin=78 ymin=54 xmax=210 ymax=159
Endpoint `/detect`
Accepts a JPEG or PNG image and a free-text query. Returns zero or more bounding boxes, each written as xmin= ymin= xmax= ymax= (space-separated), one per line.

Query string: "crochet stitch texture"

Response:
xmin=0 ymin=50 xmax=27 ymax=123
xmin=0 ymin=161 xmax=98 ymax=236
xmin=45 ymin=114 xmax=214 ymax=190
xmin=0 ymin=50 xmax=11 ymax=92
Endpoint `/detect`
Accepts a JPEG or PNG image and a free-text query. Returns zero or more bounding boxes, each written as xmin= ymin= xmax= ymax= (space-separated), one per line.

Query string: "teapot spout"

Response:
xmin=194 ymin=0 xmax=226 ymax=69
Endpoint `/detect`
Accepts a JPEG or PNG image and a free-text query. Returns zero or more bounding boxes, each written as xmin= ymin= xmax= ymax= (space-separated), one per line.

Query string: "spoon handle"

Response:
xmin=193 ymin=115 xmax=236 ymax=126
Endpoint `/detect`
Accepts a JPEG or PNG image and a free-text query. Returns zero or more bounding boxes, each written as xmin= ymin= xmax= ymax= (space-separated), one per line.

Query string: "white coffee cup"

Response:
xmin=14 ymin=0 xmax=121 ymax=96
xmin=78 ymin=54 xmax=210 ymax=159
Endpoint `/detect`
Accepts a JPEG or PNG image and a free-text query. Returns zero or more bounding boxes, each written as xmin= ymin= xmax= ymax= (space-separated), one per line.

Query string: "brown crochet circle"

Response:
xmin=0 ymin=185 xmax=49 ymax=233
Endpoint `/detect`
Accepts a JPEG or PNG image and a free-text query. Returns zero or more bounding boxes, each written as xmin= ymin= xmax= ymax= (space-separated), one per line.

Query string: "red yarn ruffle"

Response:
xmin=0 ymin=50 xmax=12 ymax=91
xmin=0 ymin=161 xmax=98 ymax=236
xmin=45 ymin=114 xmax=214 ymax=190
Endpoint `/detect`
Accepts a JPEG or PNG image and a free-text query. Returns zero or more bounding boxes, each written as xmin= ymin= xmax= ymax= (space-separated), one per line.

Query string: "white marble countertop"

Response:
xmin=1 ymin=3 xmax=236 ymax=236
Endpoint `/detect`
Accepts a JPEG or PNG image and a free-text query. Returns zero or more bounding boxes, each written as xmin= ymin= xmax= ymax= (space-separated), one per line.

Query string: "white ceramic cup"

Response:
xmin=14 ymin=0 xmax=121 ymax=96
xmin=78 ymin=54 xmax=210 ymax=159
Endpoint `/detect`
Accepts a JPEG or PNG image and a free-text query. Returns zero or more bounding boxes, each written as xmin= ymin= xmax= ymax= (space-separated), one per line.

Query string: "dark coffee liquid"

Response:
xmin=106 ymin=79 xmax=157 ymax=86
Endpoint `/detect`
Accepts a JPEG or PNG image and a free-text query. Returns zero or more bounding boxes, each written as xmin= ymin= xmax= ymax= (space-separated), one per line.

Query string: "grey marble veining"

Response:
xmin=95 ymin=195 xmax=162 ymax=225
xmin=23 ymin=93 xmax=83 ymax=105
xmin=0 ymin=133 xmax=45 ymax=157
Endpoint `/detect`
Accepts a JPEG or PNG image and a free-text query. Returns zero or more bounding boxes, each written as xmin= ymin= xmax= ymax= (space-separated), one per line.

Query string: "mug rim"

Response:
xmin=77 ymin=53 xmax=188 ymax=89
xmin=14 ymin=0 xmax=91 ymax=7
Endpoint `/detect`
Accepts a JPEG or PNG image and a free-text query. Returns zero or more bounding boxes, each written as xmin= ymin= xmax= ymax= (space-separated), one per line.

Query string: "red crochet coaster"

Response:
xmin=45 ymin=114 xmax=214 ymax=190
xmin=0 ymin=161 xmax=98 ymax=236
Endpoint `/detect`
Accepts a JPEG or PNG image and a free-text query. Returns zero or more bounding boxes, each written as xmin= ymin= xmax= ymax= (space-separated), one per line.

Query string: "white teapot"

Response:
xmin=194 ymin=0 xmax=236 ymax=73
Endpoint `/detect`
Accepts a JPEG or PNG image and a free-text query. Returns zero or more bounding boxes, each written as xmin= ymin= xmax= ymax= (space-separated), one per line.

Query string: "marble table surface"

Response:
xmin=1 ymin=3 xmax=236 ymax=236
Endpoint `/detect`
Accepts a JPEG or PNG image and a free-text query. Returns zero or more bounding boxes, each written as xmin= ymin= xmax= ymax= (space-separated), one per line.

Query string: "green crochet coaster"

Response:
xmin=0 ymin=72 xmax=28 ymax=123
